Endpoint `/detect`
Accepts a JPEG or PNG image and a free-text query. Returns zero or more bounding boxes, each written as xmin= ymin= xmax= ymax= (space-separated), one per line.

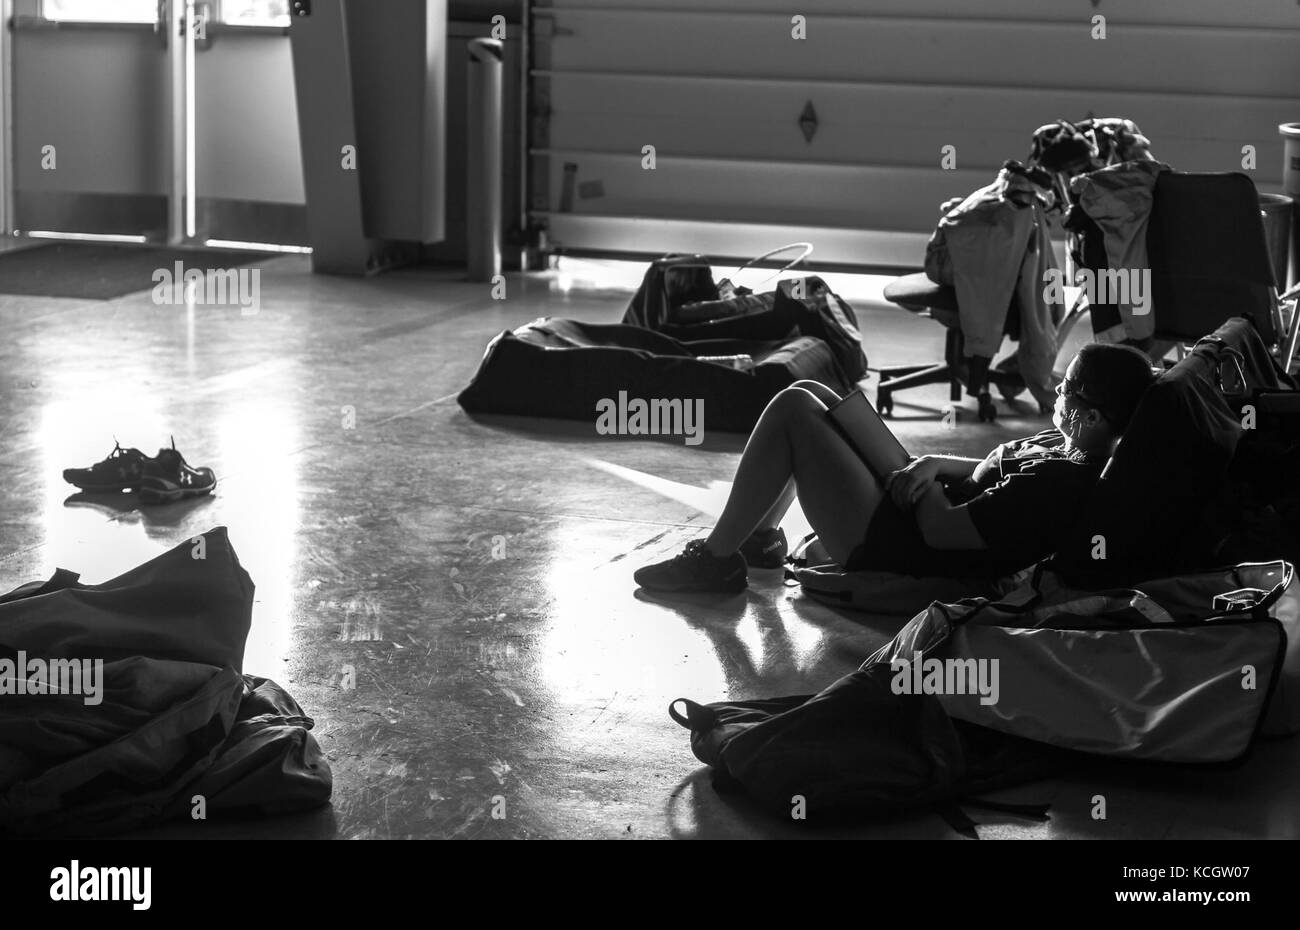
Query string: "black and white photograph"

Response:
xmin=0 ymin=0 xmax=1298 ymax=908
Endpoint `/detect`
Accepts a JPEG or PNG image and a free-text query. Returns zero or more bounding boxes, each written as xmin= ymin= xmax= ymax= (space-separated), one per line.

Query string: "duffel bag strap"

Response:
xmin=717 ymin=242 xmax=814 ymax=297
xmin=668 ymin=698 xmax=718 ymax=732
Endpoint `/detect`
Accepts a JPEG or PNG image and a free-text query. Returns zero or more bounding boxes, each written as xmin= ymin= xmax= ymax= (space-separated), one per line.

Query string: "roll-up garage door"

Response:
xmin=528 ymin=0 xmax=1300 ymax=269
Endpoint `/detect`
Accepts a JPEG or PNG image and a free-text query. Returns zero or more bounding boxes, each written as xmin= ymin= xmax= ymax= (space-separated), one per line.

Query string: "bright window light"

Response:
xmin=220 ymin=0 xmax=290 ymax=26
xmin=43 ymin=0 xmax=158 ymax=23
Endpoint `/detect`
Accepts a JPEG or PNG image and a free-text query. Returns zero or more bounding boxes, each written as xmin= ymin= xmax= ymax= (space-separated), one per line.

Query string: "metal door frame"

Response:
xmin=0 ymin=0 xmax=14 ymax=237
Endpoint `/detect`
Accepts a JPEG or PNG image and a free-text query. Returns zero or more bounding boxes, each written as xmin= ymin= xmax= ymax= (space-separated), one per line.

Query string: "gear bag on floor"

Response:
xmin=458 ymin=316 xmax=856 ymax=434
xmin=670 ymin=667 xmax=1063 ymax=833
xmin=0 ymin=527 xmax=332 ymax=836
xmin=876 ymin=559 xmax=1300 ymax=760
xmin=671 ymin=558 xmax=1300 ymax=829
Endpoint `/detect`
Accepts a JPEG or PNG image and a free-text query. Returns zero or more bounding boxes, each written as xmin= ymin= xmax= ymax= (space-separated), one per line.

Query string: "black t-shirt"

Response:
xmin=957 ymin=428 xmax=1105 ymax=569
xmin=851 ymin=428 xmax=1104 ymax=579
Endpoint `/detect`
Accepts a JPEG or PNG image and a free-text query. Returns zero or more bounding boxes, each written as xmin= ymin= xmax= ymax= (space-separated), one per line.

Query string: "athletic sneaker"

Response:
xmin=139 ymin=439 xmax=217 ymax=504
xmin=633 ymin=539 xmax=748 ymax=593
xmin=62 ymin=442 xmax=148 ymax=493
xmin=740 ymin=527 xmax=788 ymax=570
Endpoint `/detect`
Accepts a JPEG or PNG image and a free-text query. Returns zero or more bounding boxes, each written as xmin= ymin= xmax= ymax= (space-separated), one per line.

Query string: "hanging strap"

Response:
xmin=668 ymin=698 xmax=717 ymax=732
xmin=718 ymin=242 xmax=814 ymax=292
xmin=1192 ymin=335 xmax=1249 ymax=396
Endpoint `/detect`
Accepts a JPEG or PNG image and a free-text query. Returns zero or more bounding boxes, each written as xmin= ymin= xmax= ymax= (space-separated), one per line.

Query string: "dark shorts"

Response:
xmin=845 ymin=493 xmax=1022 ymax=580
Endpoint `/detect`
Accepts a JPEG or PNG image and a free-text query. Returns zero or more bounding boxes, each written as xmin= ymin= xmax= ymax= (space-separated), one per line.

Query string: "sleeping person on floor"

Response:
xmin=634 ymin=343 xmax=1156 ymax=593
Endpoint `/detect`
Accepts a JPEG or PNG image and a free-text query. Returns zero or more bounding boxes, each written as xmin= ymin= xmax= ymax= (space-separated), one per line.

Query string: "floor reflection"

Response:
xmin=215 ymin=400 xmax=301 ymax=677
xmin=33 ymin=385 xmax=302 ymax=678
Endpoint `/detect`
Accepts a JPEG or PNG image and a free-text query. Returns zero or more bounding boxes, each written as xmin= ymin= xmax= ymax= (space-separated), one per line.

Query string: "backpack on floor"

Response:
xmin=621 ymin=245 xmax=813 ymax=331
xmin=654 ymin=277 xmax=869 ymax=384
xmin=670 ymin=667 xmax=1065 ymax=836
xmin=622 ymin=254 xmax=722 ymax=331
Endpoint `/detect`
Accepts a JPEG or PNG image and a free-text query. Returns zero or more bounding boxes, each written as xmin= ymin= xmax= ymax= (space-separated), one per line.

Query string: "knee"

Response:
xmin=788 ymin=379 xmax=841 ymax=406
xmin=765 ymin=384 xmax=824 ymax=423
xmin=788 ymin=379 xmax=826 ymax=393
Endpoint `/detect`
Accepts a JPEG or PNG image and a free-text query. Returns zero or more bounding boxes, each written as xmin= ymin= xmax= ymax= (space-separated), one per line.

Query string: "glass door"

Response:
xmin=4 ymin=0 xmax=304 ymax=248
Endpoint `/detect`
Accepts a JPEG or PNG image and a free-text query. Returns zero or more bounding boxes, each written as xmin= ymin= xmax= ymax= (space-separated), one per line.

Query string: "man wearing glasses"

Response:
xmin=874 ymin=342 xmax=1158 ymax=577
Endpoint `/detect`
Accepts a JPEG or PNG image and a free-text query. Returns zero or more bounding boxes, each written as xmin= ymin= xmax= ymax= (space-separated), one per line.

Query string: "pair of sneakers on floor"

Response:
xmin=633 ymin=527 xmax=787 ymax=594
xmin=63 ymin=439 xmax=217 ymax=505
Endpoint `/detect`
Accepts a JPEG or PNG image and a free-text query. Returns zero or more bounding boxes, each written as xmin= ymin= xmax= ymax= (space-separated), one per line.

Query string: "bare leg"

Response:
xmin=749 ymin=381 xmax=847 ymax=533
xmin=704 ymin=384 xmax=884 ymax=566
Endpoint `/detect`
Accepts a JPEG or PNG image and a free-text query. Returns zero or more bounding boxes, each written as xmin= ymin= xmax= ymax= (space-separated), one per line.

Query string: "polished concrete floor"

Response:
xmin=2 ymin=248 xmax=1297 ymax=840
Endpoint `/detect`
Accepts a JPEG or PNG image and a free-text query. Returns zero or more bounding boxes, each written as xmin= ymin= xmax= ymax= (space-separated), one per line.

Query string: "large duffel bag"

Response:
xmin=871 ymin=559 xmax=1300 ymax=761
xmin=672 ymin=558 xmax=1300 ymax=830
xmin=457 ymin=317 xmax=855 ymax=434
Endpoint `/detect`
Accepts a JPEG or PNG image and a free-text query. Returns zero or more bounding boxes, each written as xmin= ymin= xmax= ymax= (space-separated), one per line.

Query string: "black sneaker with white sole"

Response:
xmin=739 ymin=527 xmax=788 ymax=570
xmin=139 ymin=439 xmax=217 ymax=504
xmin=62 ymin=441 xmax=147 ymax=493
xmin=634 ymin=539 xmax=748 ymax=593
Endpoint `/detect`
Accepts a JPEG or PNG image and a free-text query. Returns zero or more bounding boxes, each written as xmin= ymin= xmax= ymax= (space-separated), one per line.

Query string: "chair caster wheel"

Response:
xmin=977 ymin=393 xmax=998 ymax=422
xmin=878 ymin=400 xmax=893 ymax=418
xmin=997 ymin=382 xmax=1026 ymax=401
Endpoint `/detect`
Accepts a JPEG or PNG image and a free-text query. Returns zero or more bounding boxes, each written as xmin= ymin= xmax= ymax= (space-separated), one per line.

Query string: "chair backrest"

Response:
xmin=1147 ymin=171 xmax=1278 ymax=344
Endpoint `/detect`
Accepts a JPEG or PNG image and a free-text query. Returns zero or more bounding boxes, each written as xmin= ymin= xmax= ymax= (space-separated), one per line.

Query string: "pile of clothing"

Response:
xmin=923 ymin=117 xmax=1170 ymax=398
xmin=1028 ymin=116 xmax=1158 ymax=215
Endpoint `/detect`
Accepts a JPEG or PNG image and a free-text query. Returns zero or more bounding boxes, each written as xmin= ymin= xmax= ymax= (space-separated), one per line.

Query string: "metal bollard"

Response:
xmin=467 ymin=37 xmax=504 ymax=282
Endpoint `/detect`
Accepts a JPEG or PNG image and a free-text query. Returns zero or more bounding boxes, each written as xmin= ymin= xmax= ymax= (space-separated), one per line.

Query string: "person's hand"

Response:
xmin=887 ymin=456 xmax=942 ymax=510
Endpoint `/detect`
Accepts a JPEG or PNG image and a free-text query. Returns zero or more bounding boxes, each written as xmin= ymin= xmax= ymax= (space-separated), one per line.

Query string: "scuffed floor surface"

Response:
xmin=2 ymin=252 xmax=1298 ymax=840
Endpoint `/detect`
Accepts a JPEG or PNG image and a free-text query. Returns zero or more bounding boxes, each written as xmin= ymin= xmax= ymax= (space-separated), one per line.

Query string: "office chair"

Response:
xmin=876 ymin=277 xmax=1026 ymax=422
xmin=883 ymin=171 xmax=1297 ymax=423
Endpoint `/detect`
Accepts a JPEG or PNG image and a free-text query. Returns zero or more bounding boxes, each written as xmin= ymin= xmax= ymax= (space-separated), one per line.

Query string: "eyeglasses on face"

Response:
xmin=1056 ymin=377 xmax=1111 ymax=421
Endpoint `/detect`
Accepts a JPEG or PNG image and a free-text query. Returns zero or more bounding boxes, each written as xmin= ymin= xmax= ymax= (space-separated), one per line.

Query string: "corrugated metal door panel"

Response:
xmin=545 ymin=77 xmax=1297 ymax=170
xmin=545 ymin=156 xmax=989 ymax=229
xmin=554 ymin=0 xmax=1300 ymax=30
xmin=530 ymin=1 xmax=1300 ymax=267
xmin=540 ymin=12 xmax=1296 ymax=98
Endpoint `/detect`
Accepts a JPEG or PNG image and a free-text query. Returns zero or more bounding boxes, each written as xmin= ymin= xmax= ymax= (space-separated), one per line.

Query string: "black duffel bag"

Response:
xmin=457 ymin=317 xmax=855 ymax=435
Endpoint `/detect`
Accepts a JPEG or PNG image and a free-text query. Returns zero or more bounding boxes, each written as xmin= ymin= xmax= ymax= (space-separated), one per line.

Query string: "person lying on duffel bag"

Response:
xmin=634 ymin=343 xmax=1156 ymax=592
